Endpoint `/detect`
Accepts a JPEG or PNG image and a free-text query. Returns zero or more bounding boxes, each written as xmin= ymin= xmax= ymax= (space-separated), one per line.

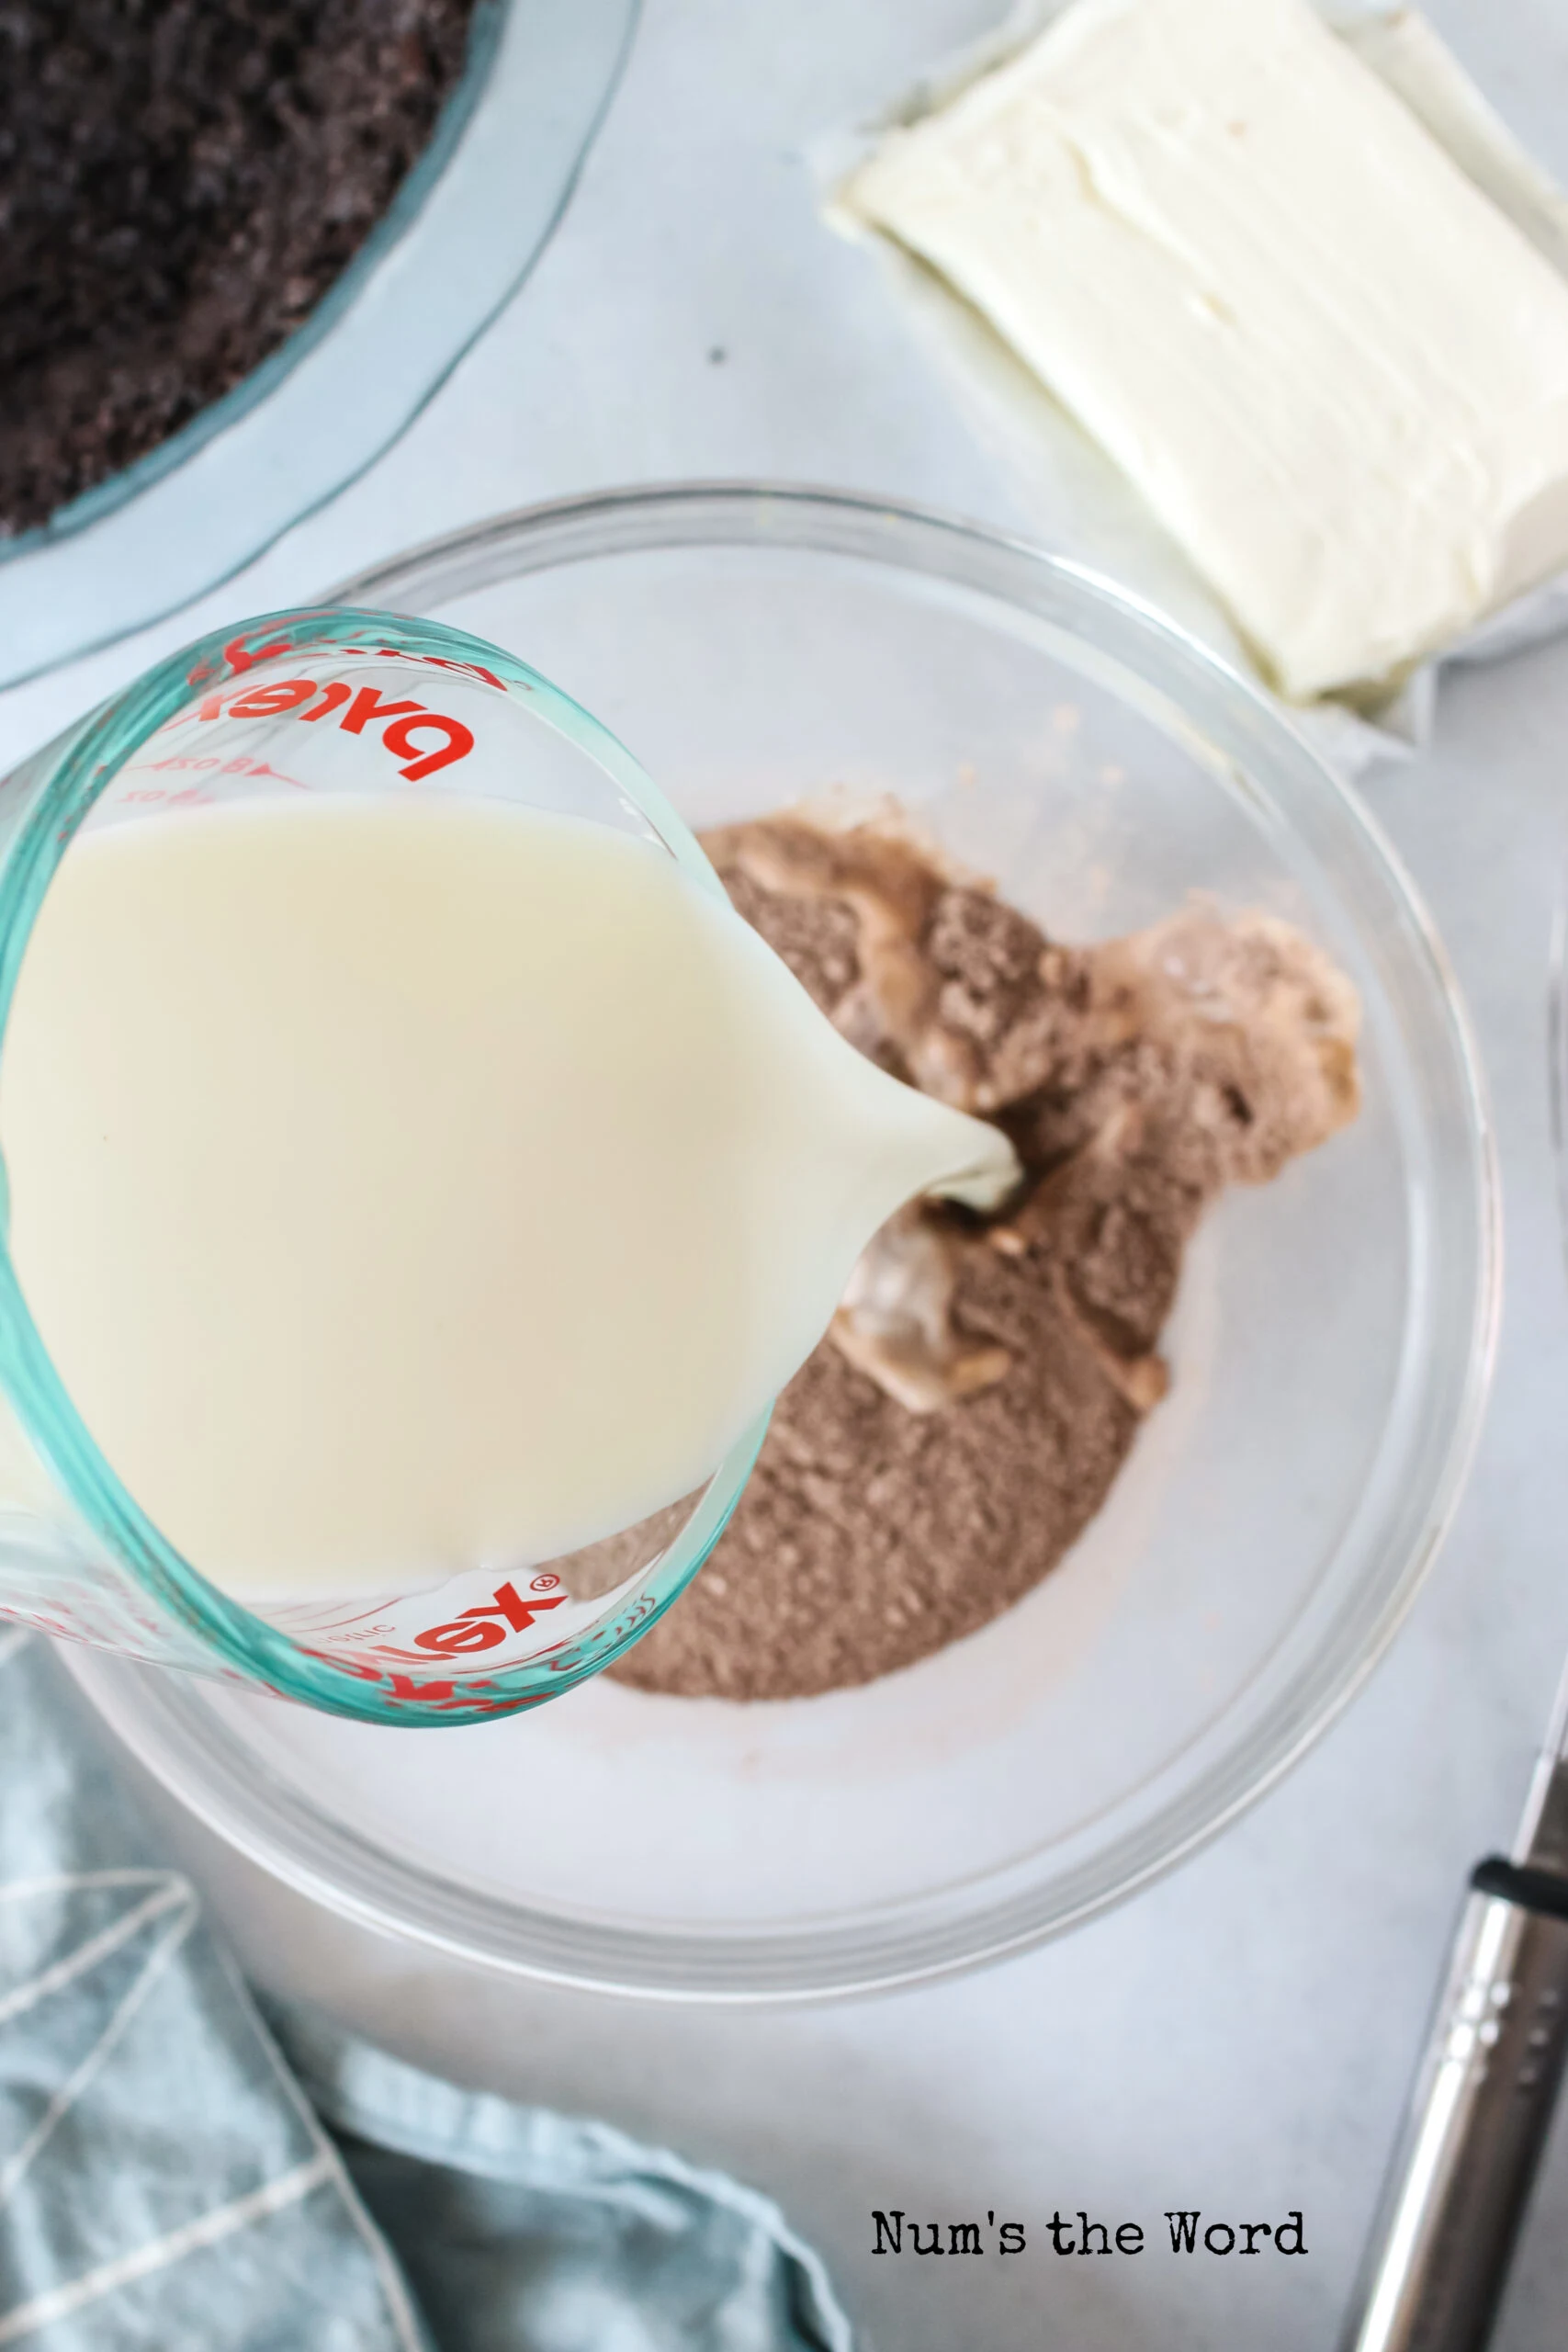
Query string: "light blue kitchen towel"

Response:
xmin=0 ymin=1630 xmax=854 ymax=2351
xmin=271 ymin=2004 xmax=854 ymax=2352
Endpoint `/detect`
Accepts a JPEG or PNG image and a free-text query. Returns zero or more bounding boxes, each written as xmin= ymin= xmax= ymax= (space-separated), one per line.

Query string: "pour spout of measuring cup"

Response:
xmin=918 ymin=1123 xmax=1022 ymax=1214
xmin=838 ymin=1047 xmax=1022 ymax=1218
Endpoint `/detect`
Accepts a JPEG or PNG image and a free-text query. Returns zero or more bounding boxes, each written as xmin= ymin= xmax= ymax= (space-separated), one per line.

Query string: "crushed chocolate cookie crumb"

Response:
xmin=0 ymin=0 xmax=479 ymax=536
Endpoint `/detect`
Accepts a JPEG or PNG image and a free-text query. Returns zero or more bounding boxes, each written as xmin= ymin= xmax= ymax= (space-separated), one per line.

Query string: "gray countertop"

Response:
xmin=4 ymin=3 xmax=1567 ymax=2344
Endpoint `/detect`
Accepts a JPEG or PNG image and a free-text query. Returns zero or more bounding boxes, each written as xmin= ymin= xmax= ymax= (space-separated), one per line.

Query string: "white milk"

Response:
xmin=0 ymin=796 xmax=1016 ymax=1599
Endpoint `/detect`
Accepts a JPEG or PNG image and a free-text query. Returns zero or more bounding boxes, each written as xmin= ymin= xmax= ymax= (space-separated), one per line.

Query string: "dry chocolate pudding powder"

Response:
xmin=0 ymin=0 xmax=479 ymax=536
xmin=610 ymin=810 xmax=1360 ymax=1705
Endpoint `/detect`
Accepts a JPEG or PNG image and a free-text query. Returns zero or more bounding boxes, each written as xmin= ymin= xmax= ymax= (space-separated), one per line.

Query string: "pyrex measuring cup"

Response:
xmin=0 ymin=608 xmax=771 ymax=1724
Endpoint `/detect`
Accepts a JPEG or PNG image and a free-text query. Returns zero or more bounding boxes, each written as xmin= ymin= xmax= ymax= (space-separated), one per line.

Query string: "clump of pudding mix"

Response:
xmin=612 ymin=808 xmax=1359 ymax=1702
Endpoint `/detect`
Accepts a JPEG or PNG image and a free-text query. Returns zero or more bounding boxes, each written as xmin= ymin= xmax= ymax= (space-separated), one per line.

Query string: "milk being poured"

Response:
xmin=0 ymin=792 xmax=1016 ymax=1600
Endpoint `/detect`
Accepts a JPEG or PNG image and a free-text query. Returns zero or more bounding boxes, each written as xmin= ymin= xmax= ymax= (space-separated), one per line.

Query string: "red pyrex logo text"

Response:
xmin=192 ymin=675 xmax=476 ymax=783
xmin=412 ymin=1576 xmax=568 ymax=1656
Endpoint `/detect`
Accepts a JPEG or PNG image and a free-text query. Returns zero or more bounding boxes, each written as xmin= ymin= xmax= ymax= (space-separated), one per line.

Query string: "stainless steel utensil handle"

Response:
xmin=1341 ymin=1860 xmax=1568 ymax=2352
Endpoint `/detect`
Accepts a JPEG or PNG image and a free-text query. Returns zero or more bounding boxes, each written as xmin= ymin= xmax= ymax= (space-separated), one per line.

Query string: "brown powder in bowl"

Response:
xmin=610 ymin=810 xmax=1359 ymax=1703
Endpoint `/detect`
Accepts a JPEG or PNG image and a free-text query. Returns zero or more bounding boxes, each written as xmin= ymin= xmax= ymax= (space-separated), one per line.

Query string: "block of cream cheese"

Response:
xmin=841 ymin=0 xmax=1568 ymax=700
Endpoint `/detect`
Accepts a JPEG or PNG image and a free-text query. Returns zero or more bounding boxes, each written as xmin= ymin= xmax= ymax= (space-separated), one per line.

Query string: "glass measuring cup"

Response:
xmin=0 ymin=607 xmax=772 ymax=1724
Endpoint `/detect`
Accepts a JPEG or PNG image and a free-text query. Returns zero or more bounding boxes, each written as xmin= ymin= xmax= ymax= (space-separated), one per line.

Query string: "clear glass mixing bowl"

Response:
xmin=67 ymin=485 xmax=1500 ymax=2000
